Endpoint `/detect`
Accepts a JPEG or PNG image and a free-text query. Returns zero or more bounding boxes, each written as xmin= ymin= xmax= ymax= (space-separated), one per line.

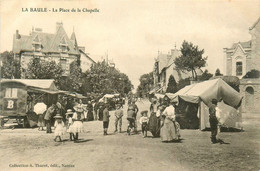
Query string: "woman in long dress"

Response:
xmin=148 ymin=99 xmax=160 ymax=137
xmin=160 ymin=101 xmax=181 ymax=142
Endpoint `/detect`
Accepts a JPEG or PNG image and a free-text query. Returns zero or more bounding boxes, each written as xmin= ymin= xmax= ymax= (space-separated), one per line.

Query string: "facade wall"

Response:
xmin=226 ymin=53 xmax=232 ymax=75
xmin=240 ymin=79 xmax=260 ymax=113
xmin=20 ymin=52 xmax=77 ymax=78
xmin=250 ymin=22 xmax=260 ymax=71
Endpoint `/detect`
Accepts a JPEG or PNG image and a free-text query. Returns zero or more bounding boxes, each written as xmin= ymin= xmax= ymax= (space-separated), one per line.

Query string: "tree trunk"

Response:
xmin=194 ymin=69 xmax=197 ymax=81
xmin=191 ymin=70 xmax=194 ymax=80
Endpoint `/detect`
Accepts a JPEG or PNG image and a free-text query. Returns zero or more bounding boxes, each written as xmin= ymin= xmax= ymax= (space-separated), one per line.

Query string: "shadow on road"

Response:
xmin=74 ymin=139 xmax=93 ymax=143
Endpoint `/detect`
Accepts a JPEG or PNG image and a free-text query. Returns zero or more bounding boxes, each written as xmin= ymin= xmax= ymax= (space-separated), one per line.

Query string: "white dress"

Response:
xmin=54 ymin=120 xmax=65 ymax=136
xmin=70 ymin=112 xmax=84 ymax=133
xmin=66 ymin=117 xmax=73 ymax=133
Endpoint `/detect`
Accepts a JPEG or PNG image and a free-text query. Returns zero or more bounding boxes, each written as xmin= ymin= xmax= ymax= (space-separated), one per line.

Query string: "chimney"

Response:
xmin=35 ymin=28 xmax=43 ymax=32
xmin=56 ymin=22 xmax=63 ymax=32
xmin=16 ymin=30 xmax=20 ymax=39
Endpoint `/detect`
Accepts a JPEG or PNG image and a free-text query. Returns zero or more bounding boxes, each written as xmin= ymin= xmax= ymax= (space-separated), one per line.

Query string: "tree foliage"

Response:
xmin=25 ymin=58 xmax=63 ymax=81
xmin=215 ymin=68 xmax=223 ymax=76
xmin=136 ymin=72 xmax=154 ymax=97
xmin=198 ymin=69 xmax=213 ymax=81
xmin=243 ymin=69 xmax=260 ymax=78
xmin=0 ymin=51 xmax=21 ymax=79
xmin=81 ymin=61 xmax=133 ymax=96
xmin=57 ymin=61 xmax=83 ymax=92
xmin=166 ymin=75 xmax=177 ymax=93
xmin=177 ymin=78 xmax=190 ymax=91
xmin=174 ymin=41 xmax=207 ymax=80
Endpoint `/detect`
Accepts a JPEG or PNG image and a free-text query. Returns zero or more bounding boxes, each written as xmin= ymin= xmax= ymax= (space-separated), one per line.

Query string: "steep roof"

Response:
xmin=230 ymin=40 xmax=251 ymax=50
xmin=13 ymin=25 xmax=80 ymax=55
xmin=79 ymin=49 xmax=96 ymax=63
xmin=249 ymin=17 xmax=260 ymax=30
xmin=157 ymin=49 xmax=181 ymax=73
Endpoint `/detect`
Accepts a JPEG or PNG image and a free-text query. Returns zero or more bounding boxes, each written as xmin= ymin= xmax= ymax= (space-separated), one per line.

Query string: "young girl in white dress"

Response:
xmin=53 ymin=114 xmax=65 ymax=142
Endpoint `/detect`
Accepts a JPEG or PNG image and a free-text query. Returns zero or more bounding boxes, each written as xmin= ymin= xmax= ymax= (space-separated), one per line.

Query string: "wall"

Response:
xmin=239 ymin=78 xmax=260 ymax=113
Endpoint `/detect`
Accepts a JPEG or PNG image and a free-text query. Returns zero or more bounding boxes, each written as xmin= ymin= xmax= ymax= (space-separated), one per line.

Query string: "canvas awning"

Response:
xmin=169 ymin=78 xmax=243 ymax=108
xmin=0 ymin=79 xmax=66 ymax=94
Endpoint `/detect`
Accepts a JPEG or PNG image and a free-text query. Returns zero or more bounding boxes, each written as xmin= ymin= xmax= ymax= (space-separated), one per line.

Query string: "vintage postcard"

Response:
xmin=0 ymin=0 xmax=259 ymax=170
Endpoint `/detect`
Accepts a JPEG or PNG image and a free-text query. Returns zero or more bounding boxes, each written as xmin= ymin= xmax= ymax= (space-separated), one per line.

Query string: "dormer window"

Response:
xmin=59 ymin=36 xmax=69 ymax=53
xmin=32 ymin=35 xmax=42 ymax=51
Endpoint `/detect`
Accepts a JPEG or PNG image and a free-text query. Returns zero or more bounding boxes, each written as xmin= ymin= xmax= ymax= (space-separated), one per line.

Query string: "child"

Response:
xmin=66 ymin=109 xmax=74 ymax=141
xmin=114 ymin=104 xmax=124 ymax=133
xmin=140 ymin=110 xmax=149 ymax=138
xmin=103 ymin=104 xmax=110 ymax=135
xmin=53 ymin=114 xmax=65 ymax=142
xmin=71 ymin=110 xmax=84 ymax=141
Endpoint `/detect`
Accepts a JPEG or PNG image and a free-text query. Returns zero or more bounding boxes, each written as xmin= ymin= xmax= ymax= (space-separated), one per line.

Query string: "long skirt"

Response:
xmin=37 ymin=114 xmax=45 ymax=127
xmin=148 ymin=113 xmax=160 ymax=137
xmin=160 ymin=118 xmax=179 ymax=142
xmin=87 ymin=111 xmax=94 ymax=121
xmin=70 ymin=121 xmax=84 ymax=133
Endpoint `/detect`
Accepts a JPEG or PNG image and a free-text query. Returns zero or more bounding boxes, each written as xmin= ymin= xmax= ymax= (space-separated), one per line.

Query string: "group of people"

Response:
xmin=146 ymin=98 xmax=181 ymax=142
xmin=34 ymin=96 xmax=222 ymax=144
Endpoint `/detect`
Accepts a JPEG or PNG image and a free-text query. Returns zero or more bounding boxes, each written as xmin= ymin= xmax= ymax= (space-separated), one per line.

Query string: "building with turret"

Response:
xmin=13 ymin=22 xmax=95 ymax=77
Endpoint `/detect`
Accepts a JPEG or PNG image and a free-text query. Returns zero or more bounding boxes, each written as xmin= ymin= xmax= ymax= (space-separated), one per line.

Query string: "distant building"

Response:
xmin=13 ymin=22 xmax=95 ymax=77
xmin=79 ymin=49 xmax=96 ymax=72
xmin=224 ymin=17 xmax=260 ymax=78
xmin=224 ymin=17 xmax=260 ymax=113
xmin=153 ymin=48 xmax=202 ymax=93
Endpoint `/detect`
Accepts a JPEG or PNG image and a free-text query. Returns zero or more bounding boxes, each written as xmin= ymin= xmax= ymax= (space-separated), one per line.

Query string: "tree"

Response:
xmin=136 ymin=72 xmax=154 ymax=97
xmin=57 ymin=61 xmax=83 ymax=92
xmin=0 ymin=51 xmax=21 ymax=78
xmin=215 ymin=68 xmax=223 ymax=76
xmin=81 ymin=61 xmax=133 ymax=96
xmin=177 ymin=78 xmax=190 ymax=91
xmin=174 ymin=41 xmax=207 ymax=80
xmin=166 ymin=75 xmax=177 ymax=93
xmin=25 ymin=58 xmax=63 ymax=84
xmin=198 ymin=69 xmax=213 ymax=81
xmin=243 ymin=69 xmax=260 ymax=78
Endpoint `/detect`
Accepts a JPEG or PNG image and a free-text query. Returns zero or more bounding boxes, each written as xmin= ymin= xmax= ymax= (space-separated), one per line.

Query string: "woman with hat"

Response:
xmin=148 ymin=98 xmax=161 ymax=137
xmin=160 ymin=100 xmax=181 ymax=142
xmin=53 ymin=114 xmax=65 ymax=142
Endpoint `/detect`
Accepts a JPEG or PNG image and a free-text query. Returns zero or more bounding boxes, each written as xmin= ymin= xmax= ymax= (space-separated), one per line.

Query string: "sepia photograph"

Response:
xmin=0 ymin=0 xmax=259 ymax=170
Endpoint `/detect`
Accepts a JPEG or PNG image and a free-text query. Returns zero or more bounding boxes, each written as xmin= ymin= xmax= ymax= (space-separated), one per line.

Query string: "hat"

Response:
xmin=141 ymin=110 xmax=148 ymax=116
xmin=65 ymin=109 xmax=73 ymax=115
xmin=54 ymin=114 xmax=63 ymax=119
xmin=211 ymin=99 xmax=218 ymax=105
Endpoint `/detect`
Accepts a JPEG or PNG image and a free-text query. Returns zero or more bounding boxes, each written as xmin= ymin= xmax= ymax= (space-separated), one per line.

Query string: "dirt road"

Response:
xmin=0 ymin=99 xmax=259 ymax=171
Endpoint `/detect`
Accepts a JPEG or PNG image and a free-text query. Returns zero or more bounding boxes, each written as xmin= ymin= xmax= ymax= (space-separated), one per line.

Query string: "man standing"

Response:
xmin=44 ymin=103 xmax=56 ymax=133
xmin=103 ymin=104 xmax=110 ymax=135
xmin=128 ymin=101 xmax=139 ymax=133
xmin=114 ymin=104 xmax=124 ymax=133
xmin=209 ymin=99 xmax=219 ymax=144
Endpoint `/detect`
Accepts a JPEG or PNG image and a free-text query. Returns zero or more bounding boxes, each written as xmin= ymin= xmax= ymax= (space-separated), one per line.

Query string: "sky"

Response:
xmin=1 ymin=0 xmax=259 ymax=90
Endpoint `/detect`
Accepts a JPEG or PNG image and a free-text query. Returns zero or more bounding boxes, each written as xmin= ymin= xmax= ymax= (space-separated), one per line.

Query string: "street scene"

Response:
xmin=0 ymin=99 xmax=259 ymax=171
xmin=0 ymin=0 xmax=260 ymax=171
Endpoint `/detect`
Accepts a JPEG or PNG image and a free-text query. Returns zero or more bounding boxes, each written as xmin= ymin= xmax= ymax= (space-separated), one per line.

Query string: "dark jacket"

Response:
xmin=103 ymin=108 xmax=110 ymax=122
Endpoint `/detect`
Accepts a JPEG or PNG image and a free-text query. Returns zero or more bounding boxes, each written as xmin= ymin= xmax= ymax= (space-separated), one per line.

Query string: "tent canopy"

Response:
xmin=169 ymin=78 xmax=243 ymax=108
